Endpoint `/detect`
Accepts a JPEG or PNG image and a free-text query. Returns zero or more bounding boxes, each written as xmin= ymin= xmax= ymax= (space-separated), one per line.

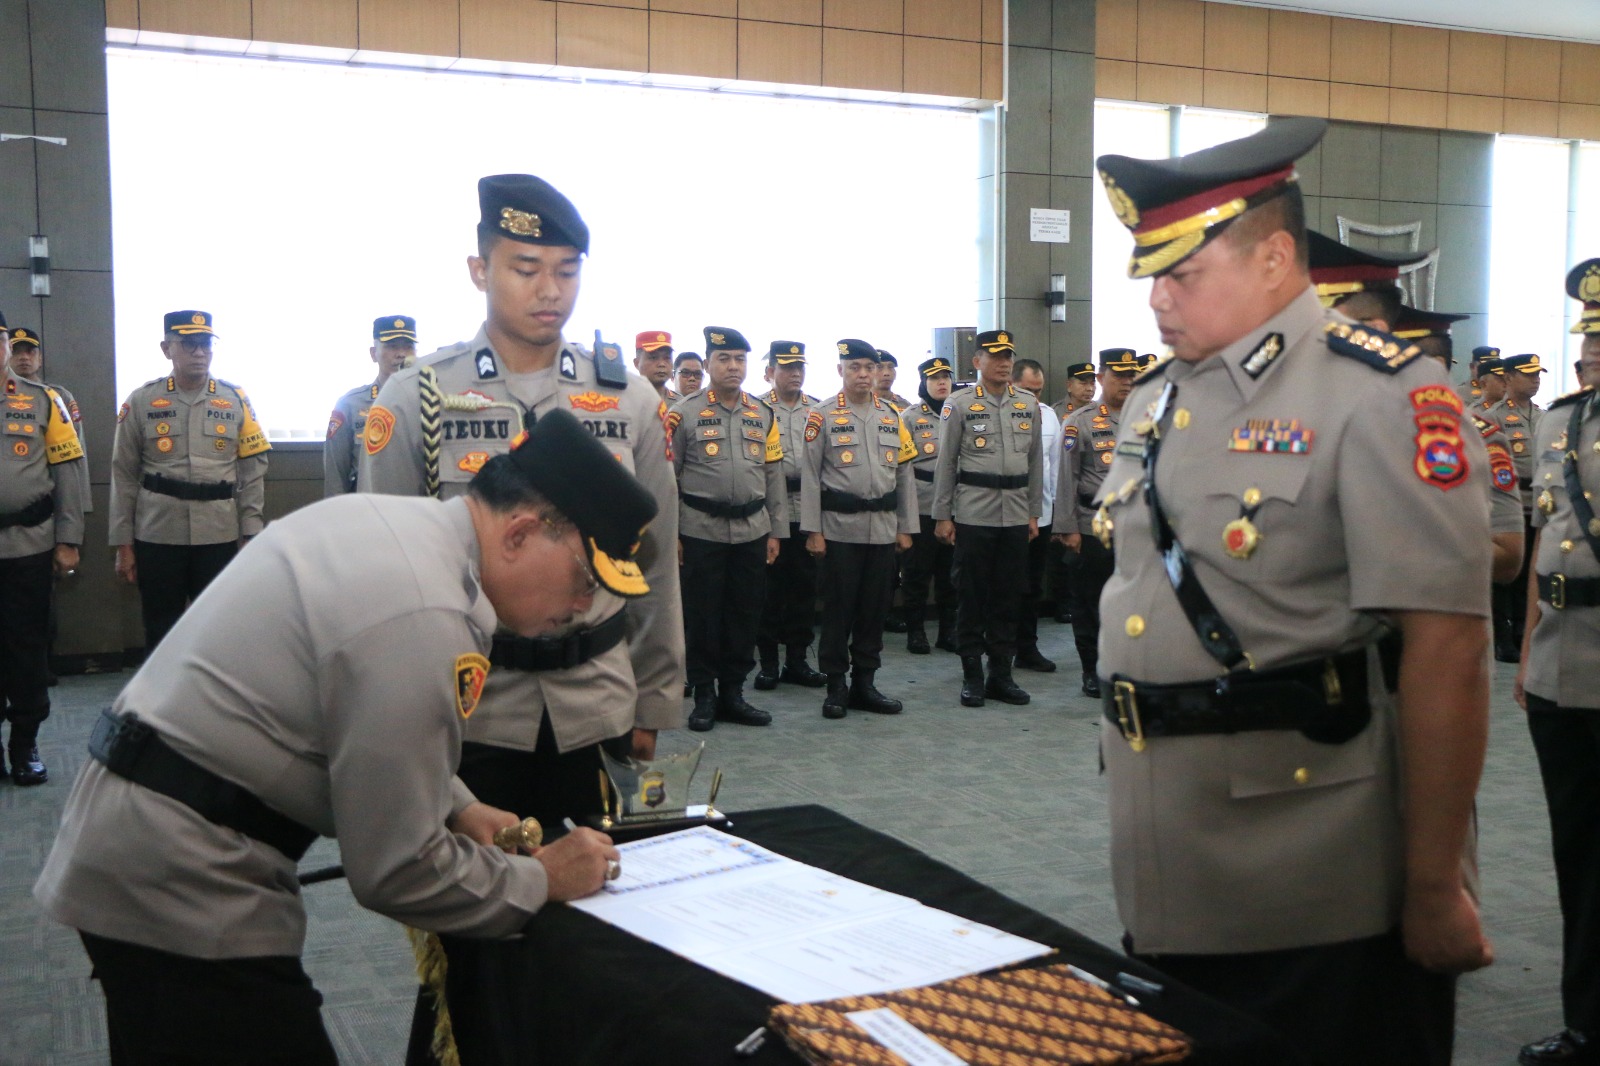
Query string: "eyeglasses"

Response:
xmin=543 ymin=517 xmax=601 ymax=601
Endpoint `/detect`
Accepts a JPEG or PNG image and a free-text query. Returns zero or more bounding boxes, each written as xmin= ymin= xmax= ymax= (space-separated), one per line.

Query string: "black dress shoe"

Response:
xmin=847 ymin=671 xmax=902 ymax=714
xmin=753 ymin=662 xmax=780 ymax=691
xmin=883 ymin=616 xmax=907 ymax=634
xmin=906 ymin=628 xmax=931 ymax=655
xmin=1495 ymin=641 xmax=1521 ymax=664
xmin=959 ymin=657 xmax=986 ymax=707
xmin=687 ymin=684 xmax=717 ymax=732
xmin=822 ymin=674 xmax=848 ymax=719
xmin=1081 ymin=674 xmax=1101 ymax=699
xmin=781 ymin=658 xmax=827 ymax=688
xmin=10 ymin=747 xmax=47 ymax=786
xmin=1015 ymin=646 xmax=1057 ymax=672
xmin=716 ymin=684 xmax=772 ymax=726
xmin=1520 ymin=1030 xmax=1599 ymax=1065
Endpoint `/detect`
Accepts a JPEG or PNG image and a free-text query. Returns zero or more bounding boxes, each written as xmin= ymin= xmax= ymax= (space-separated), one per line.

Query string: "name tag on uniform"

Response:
xmin=1114 ymin=441 xmax=1146 ymax=459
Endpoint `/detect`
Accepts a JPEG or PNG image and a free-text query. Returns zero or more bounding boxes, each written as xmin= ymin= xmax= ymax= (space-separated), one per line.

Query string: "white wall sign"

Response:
xmin=1029 ymin=208 xmax=1070 ymax=243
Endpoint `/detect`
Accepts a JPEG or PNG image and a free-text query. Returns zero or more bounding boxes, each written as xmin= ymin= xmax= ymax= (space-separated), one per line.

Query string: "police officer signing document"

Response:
xmin=1093 ymin=118 xmax=1493 ymax=1065
xmin=36 ymin=410 xmax=643 ymax=1065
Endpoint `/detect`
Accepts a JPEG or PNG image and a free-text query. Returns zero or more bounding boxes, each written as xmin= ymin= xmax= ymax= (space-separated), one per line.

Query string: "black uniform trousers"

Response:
xmin=80 ymin=931 xmax=338 ymax=1066
xmin=1494 ymin=518 xmax=1537 ymax=648
xmin=1527 ymin=694 xmax=1600 ymax=1034
xmin=0 ymin=550 xmax=53 ymax=734
xmin=953 ymin=523 xmax=1030 ymax=660
xmin=759 ymin=522 xmax=817 ymax=651
xmin=817 ymin=541 xmax=897 ymax=676
xmin=899 ymin=514 xmax=954 ymax=627
xmin=1069 ymin=535 xmax=1115 ymax=676
xmin=133 ymin=540 xmax=238 ymax=652
xmin=1015 ymin=526 xmax=1054 ymax=651
xmin=680 ymin=535 xmax=767 ymax=688
xmin=1135 ymin=928 xmax=1455 ymax=1066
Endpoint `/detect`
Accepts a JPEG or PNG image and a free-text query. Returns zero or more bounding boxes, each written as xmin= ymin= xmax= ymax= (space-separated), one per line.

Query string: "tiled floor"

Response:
xmin=0 ymin=621 xmax=1567 ymax=1064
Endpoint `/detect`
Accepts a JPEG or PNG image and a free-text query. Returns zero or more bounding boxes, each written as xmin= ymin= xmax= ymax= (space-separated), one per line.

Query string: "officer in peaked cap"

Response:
xmin=36 ymin=409 xmax=646 ymax=1063
xmin=1094 ymin=117 xmax=1493 ymax=1063
xmin=634 ymin=330 xmax=677 ymax=403
xmin=1461 ymin=345 xmax=1500 ymax=408
xmin=800 ymin=339 xmax=918 ymax=719
xmin=1514 ymin=257 xmax=1600 ymax=1066
xmin=1053 ymin=360 xmax=1097 ymax=423
xmin=931 ymin=328 xmax=1043 ymax=708
xmin=755 ymin=341 xmax=828 ymax=690
xmin=1485 ymin=352 xmax=1547 ymax=661
xmin=1049 ymin=360 xmax=1099 ymax=626
xmin=668 ymin=326 xmax=784 ymax=731
xmin=1307 ymin=228 xmax=1429 ymax=333
xmin=899 ymin=355 xmax=958 ymax=655
xmin=324 ymin=316 xmax=417 ymax=496
xmin=1477 ymin=352 xmax=1508 ymax=412
xmin=110 ymin=311 xmax=272 ymax=652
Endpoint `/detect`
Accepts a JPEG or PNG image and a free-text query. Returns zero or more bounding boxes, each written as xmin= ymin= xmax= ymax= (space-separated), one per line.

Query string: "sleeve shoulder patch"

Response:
xmin=1323 ymin=321 xmax=1421 ymax=374
xmin=455 ymin=652 xmax=490 ymax=718
xmin=365 ymin=404 xmax=397 ymax=455
xmin=804 ymin=410 xmax=824 ymax=442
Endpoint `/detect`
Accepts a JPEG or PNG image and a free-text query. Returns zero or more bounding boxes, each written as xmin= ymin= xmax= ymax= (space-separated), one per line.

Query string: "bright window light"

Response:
xmin=1091 ymin=100 xmax=1170 ymax=360
xmin=1177 ymin=107 xmax=1266 ymax=157
xmin=107 ymin=49 xmax=980 ymax=438
xmin=1489 ymin=135 xmax=1572 ymax=403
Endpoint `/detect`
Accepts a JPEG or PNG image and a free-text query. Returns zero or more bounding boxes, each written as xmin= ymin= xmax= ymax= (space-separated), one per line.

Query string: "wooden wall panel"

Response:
xmin=738 ymin=17 xmax=821 ymax=83
xmin=652 ymin=10 xmax=737 ymax=77
xmin=1447 ymin=30 xmax=1503 ymax=98
xmin=1559 ymin=103 xmax=1600 ymax=141
xmin=1326 ymin=18 xmax=1388 ymax=86
xmin=137 ymin=0 xmax=250 ymax=37
xmin=1202 ymin=69 xmax=1265 ymax=112
xmin=1445 ymin=92 xmax=1502 ymax=133
xmin=1095 ymin=0 xmax=1137 ymax=62
xmin=903 ymin=34 xmax=980 ymax=98
xmin=105 ymin=0 xmax=138 ymax=30
xmin=980 ymin=41 xmax=1003 ymax=101
xmin=1503 ymin=98 xmax=1559 ymax=138
xmin=460 ymin=0 xmax=556 ymax=64
xmin=1388 ymin=25 xmax=1448 ymax=92
xmin=822 ymin=27 xmax=901 ymax=91
xmin=981 ymin=0 xmax=1002 ymax=44
xmin=358 ymin=0 xmax=458 ymax=55
xmin=1202 ymin=3 xmax=1266 ymax=75
xmin=1136 ymin=62 xmax=1202 ymax=105
xmin=1389 ymin=87 xmax=1446 ymax=128
xmin=1504 ymin=37 xmax=1560 ymax=101
xmin=823 ymin=0 xmax=900 ymax=34
xmin=1135 ymin=0 xmax=1202 ymax=69
xmin=253 ymin=0 xmax=356 ymax=48
xmin=904 ymin=0 xmax=981 ymax=43
xmin=1266 ymin=75 xmax=1327 ymax=117
xmin=1096 ymin=57 xmax=1136 ymax=99
xmin=1328 ymin=82 xmax=1387 ymax=123
xmin=1266 ymin=10 xmax=1329 ymax=82
xmin=654 ymin=0 xmax=736 ymax=15
xmin=1559 ymin=43 xmax=1600 ymax=105
xmin=556 ymin=2 xmax=649 ymax=70
xmin=738 ymin=0 xmax=819 ymax=25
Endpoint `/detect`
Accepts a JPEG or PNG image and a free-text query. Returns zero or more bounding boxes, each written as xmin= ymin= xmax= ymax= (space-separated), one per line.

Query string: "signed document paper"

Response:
xmin=567 ymin=826 xmax=1051 ymax=1003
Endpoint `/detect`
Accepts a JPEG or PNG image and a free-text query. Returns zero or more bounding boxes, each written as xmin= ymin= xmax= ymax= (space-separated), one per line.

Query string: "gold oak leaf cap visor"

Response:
xmin=1097 ymin=117 xmax=1328 ymax=280
xmin=501 ymin=408 xmax=657 ymax=598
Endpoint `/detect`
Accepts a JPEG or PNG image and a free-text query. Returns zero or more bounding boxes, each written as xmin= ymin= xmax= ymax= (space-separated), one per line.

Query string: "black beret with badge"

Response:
xmin=501 ymin=408 xmax=657 ymax=598
xmin=704 ymin=327 xmax=751 ymax=353
xmin=1308 ymin=229 xmax=1429 ymax=307
xmin=1569 ymin=258 xmax=1600 ymax=334
xmin=876 ymin=350 xmax=898 ymax=366
xmin=164 ymin=310 xmax=215 ymax=336
xmin=919 ymin=355 xmax=954 ymax=378
xmin=1065 ymin=361 xmax=1095 ymax=379
xmin=836 ymin=338 xmax=880 ymax=363
xmin=975 ymin=330 xmax=1015 ymax=356
xmin=374 ymin=316 xmax=417 ymax=342
xmin=1100 ymin=347 xmax=1140 ymax=372
xmin=1098 ymin=117 xmax=1327 ymax=279
xmin=478 ymin=174 xmax=589 ymax=255
xmin=768 ymin=341 xmax=806 ymax=365
xmin=9 ymin=326 xmax=41 ymax=349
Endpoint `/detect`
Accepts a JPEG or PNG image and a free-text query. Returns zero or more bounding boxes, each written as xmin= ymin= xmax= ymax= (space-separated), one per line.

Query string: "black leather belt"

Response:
xmin=682 ymin=494 xmax=766 ymax=520
xmin=958 ymin=471 xmax=1028 ymax=490
xmin=1077 ymin=491 xmax=1098 ymax=508
xmin=1518 ymin=477 xmax=1533 ymax=490
xmin=821 ymin=489 xmax=897 ymax=514
xmin=913 ymin=468 xmax=935 ymax=483
xmin=0 ymin=493 xmax=53 ymax=529
xmin=785 ymin=475 xmax=802 ymax=492
xmin=1102 ymin=637 xmax=1401 ymax=749
xmin=142 ymin=474 xmax=236 ymax=501
xmin=490 ymin=609 xmax=627 ymax=671
xmin=89 ymin=710 xmax=317 ymax=861
xmin=1538 ymin=572 xmax=1600 ymax=610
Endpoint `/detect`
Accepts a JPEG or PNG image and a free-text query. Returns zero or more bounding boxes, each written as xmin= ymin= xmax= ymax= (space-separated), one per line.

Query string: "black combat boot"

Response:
xmin=1081 ymin=673 xmax=1101 ymax=699
xmin=985 ymin=657 xmax=1031 ymax=705
xmin=934 ymin=610 xmax=959 ymax=652
xmin=1015 ymin=644 xmax=1057 ymax=672
xmin=905 ymin=623 xmax=931 ymax=655
xmin=781 ymin=647 xmax=827 ymax=688
xmin=9 ymin=725 xmax=47 ymax=786
xmin=1519 ymin=1029 xmax=1600 ymax=1066
xmin=754 ymin=643 xmax=781 ymax=690
xmin=716 ymin=681 xmax=772 ymax=726
xmin=822 ymin=674 xmax=849 ymax=719
xmin=959 ymin=656 xmax=986 ymax=707
xmin=687 ymin=684 xmax=717 ymax=732
xmin=847 ymin=670 xmax=902 ymax=714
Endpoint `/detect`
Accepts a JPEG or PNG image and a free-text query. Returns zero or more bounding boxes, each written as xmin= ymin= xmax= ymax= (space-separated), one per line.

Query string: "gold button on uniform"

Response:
xmin=1293 ymin=768 xmax=1310 ymax=785
xmin=1174 ymin=408 xmax=1191 ymax=430
xmin=1561 ymin=540 xmax=1575 ymax=553
xmin=1242 ymin=487 xmax=1262 ymax=507
xmin=1125 ymin=615 xmax=1145 ymax=637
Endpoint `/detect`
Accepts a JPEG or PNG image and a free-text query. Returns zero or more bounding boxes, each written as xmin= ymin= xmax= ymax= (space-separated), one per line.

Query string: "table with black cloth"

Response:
xmin=404 ymin=804 xmax=1304 ymax=1066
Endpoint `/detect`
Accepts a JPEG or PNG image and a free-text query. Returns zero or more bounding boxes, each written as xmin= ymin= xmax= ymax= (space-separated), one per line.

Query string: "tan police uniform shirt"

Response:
xmin=766 ymin=389 xmax=817 ymax=526
xmin=799 ymin=392 xmax=919 ymax=545
xmin=1484 ymin=397 xmax=1543 ymax=512
xmin=905 ymin=400 xmax=943 ymax=516
xmin=323 ymin=381 xmax=379 ymax=496
xmin=1526 ymin=387 xmax=1600 ymax=709
xmin=1051 ymin=398 xmax=1082 ymax=424
xmin=1472 ymin=414 xmax=1527 ymax=536
xmin=359 ymin=326 xmax=684 ymax=753
xmin=34 ymin=494 xmax=546 ymax=959
xmin=1052 ymin=403 xmax=1122 ymax=537
xmin=931 ymin=383 xmax=1044 ymax=527
xmin=1454 ymin=380 xmax=1483 ymax=409
xmin=108 ymin=376 xmax=271 ymax=546
xmin=0 ymin=373 xmax=86 ymax=557
xmin=668 ymin=388 xmax=784 ymax=543
xmin=1095 ymin=289 xmax=1492 ymax=955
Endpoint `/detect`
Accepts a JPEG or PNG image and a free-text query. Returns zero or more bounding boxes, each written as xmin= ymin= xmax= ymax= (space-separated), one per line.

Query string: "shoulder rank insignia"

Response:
xmin=1323 ymin=321 xmax=1420 ymax=373
xmin=1133 ymin=355 xmax=1173 ymax=385
xmin=559 ymin=350 xmax=578 ymax=380
xmin=476 ymin=349 xmax=500 ymax=379
xmin=1241 ymin=333 xmax=1284 ymax=379
xmin=1547 ymin=385 xmax=1595 ymax=411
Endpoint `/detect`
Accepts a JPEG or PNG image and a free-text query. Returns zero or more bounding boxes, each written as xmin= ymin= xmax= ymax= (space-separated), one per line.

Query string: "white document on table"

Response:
xmin=567 ymin=825 xmax=1052 ymax=1003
